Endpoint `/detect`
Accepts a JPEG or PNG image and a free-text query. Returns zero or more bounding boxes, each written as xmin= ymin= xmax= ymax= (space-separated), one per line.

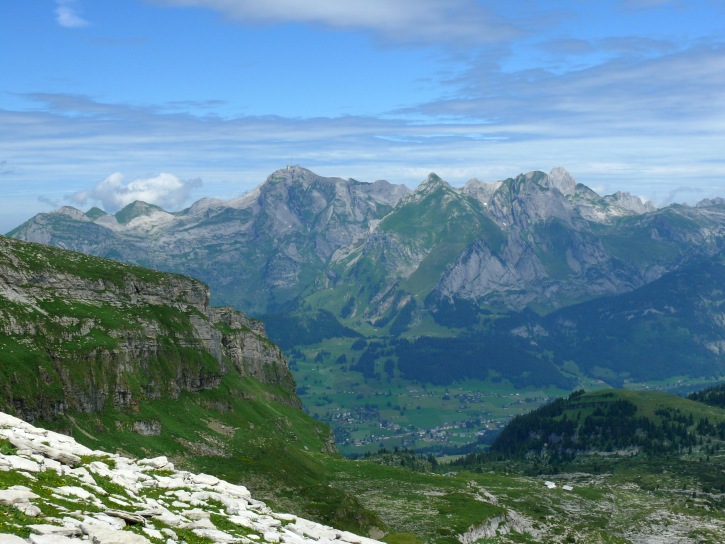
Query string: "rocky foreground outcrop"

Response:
xmin=0 ymin=411 xmax=380 ymax=544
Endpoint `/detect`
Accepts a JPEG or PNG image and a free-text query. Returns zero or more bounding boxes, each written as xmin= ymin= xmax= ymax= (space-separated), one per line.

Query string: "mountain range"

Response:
xmin=10 ymin=166 xmax=725 ymax=451
xmin=10 ymin=167 xmax=408 ymax=315
xmin=14 ymin=165 xmax=722 ymax=323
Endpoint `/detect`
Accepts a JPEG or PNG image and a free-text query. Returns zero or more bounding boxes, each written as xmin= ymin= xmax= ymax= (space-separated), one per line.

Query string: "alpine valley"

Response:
xmin=6 ymin=234 xmax=725 ymax=543
xmin=10 ymin=166 xmax=725 ymax=454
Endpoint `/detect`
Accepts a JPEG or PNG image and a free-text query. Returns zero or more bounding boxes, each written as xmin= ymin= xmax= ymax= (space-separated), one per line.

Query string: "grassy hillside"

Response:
xmin=41 ymin=375 xmax=388 ymax=535
xmin=461 ymin=389 xmax=725 ymax=463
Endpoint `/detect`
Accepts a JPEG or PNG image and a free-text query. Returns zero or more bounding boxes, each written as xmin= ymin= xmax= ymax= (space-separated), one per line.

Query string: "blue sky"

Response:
xmin=1 ymin=0 xmax=725 ymax=232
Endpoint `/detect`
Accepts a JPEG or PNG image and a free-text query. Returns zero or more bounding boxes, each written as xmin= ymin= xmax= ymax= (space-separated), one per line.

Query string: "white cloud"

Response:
xmin=55 ymin=0 xmax=89 ymax=28
xmin=69 ymin=172 xmax=202 ymax=212
xmin=152 ymin=0 xmax=518 ymax=46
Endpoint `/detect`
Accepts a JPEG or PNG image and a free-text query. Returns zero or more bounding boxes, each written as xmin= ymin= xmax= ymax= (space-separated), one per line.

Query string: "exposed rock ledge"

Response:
xmin=0 ymin=412 xmax=380 ymax=544
xmin=457 ymin=510 xmax=540 ymax=544
xmin=0 ymin=235 xmax=298 ymax=422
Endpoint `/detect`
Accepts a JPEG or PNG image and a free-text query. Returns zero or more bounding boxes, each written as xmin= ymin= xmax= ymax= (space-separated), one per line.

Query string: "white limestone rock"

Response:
xmin=54 ymin=486 xmax=94 ymax=501
xmin=0 ymin=412 xmax=30 ymax=429
xmin=87 ymin=527 xmax=152 ymax=544
xmin=68 ymin=467 xmax=96 ymax=486
xmin=15 ymin=502 xmax=43 ymax=517
xmin=88 ymin=461 xmax=115 ymax=479
xmin=0 ymin=535 xmax=28 ymax=544
xmin=104 ymin=509 xmax=146 ymax=526
xmin=190 ymin=528 xmax=237 ymax=542
xmin=5 ymin=435 xmax=84 ymax=467
xmin=191 ymin=473 xmax=219 ymax=486
xmin=2 ymin=456 xmax=41 ymax=473
xmin=0 ymin=486 xmax=39 ymax=505
xmin=28 ymin=535 xmax=78 ymax=544
xmin=28 ymin=525 xmax=82 ymax=537
xmin=41 ymin=458 xmax=63 ymax=473
xmin=0 ymin=412 xmax=383 ymax=544
xmin=160 ymin=528 xmax=178 ymax=541
xmin=216 ymin=480 xmax=251 ymax=499
xmin=137 ymin=456 xmax=169 ymax=469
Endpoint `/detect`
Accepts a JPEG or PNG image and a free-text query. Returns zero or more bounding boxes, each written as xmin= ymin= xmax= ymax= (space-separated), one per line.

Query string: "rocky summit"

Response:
xmin=0 ymin=411 xmax=380 ymax=544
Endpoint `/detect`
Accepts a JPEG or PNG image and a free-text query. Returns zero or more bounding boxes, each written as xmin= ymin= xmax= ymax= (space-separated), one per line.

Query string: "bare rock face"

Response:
xmin=0 ymin=236 xmax=297 ymax=422
xmin=604 ymin=191 xmax=656 ymax=214
xmin=435 ymin=238 xmax=547 ymax=308
xmin=484 ymin=170 xmax=579 ymax=228
xmin=697 ymin=197 xmax=725 ymax=207
xmin=461 ymin=179 xmax=502 ymax=205
xmin=544 ymin=166 xmax=577 ymax=196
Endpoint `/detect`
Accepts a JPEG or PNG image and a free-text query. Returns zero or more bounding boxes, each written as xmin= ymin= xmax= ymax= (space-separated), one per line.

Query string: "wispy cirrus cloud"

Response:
xmin=55 ymin=0 xmax=89 ymax=28
xmin=150 ymin=0 xmax=519 ymax=46
xmin=418 ymin=43 xmax=725 ymax=134
xmin=540 ymin=36 xmax=675 ymax=60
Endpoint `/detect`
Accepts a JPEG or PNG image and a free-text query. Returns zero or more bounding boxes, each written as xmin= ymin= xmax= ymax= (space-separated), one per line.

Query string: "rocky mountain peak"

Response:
xmin=545 ymin=167 xmax=577 ymax=195
xmin=359 ymin=179 xmax=412 ymax=207
xmin=420 ymin=172 xmax=448 ymax=188
xmin=461 ymin=179 xmax=503 ymax=206
xmin=604 ymin=191 xmax=656 ymax=214
xmin=696 ymin=197 xmax=725 ymax=208
xmin=391 ymin=173 xmax=456 ymax=213
xmin=54 ymin=206 xmax=90 ymax=222
xmin=85 ymin=207 xmax=108 ymax=220
xmin=114 ymin=201 xmax=167 ymax=225
xmin=408 ymin=172 xmax=453 ymax=198
xmin=264 ymin=165 xmax=323 ymax=190
xmin=185 ymin=196 xmax=226 ymax=215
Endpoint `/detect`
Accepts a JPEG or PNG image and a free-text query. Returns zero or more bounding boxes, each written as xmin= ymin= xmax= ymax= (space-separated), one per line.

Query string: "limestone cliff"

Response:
xmin=0 ymin=235 xmax=297 ymax=423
